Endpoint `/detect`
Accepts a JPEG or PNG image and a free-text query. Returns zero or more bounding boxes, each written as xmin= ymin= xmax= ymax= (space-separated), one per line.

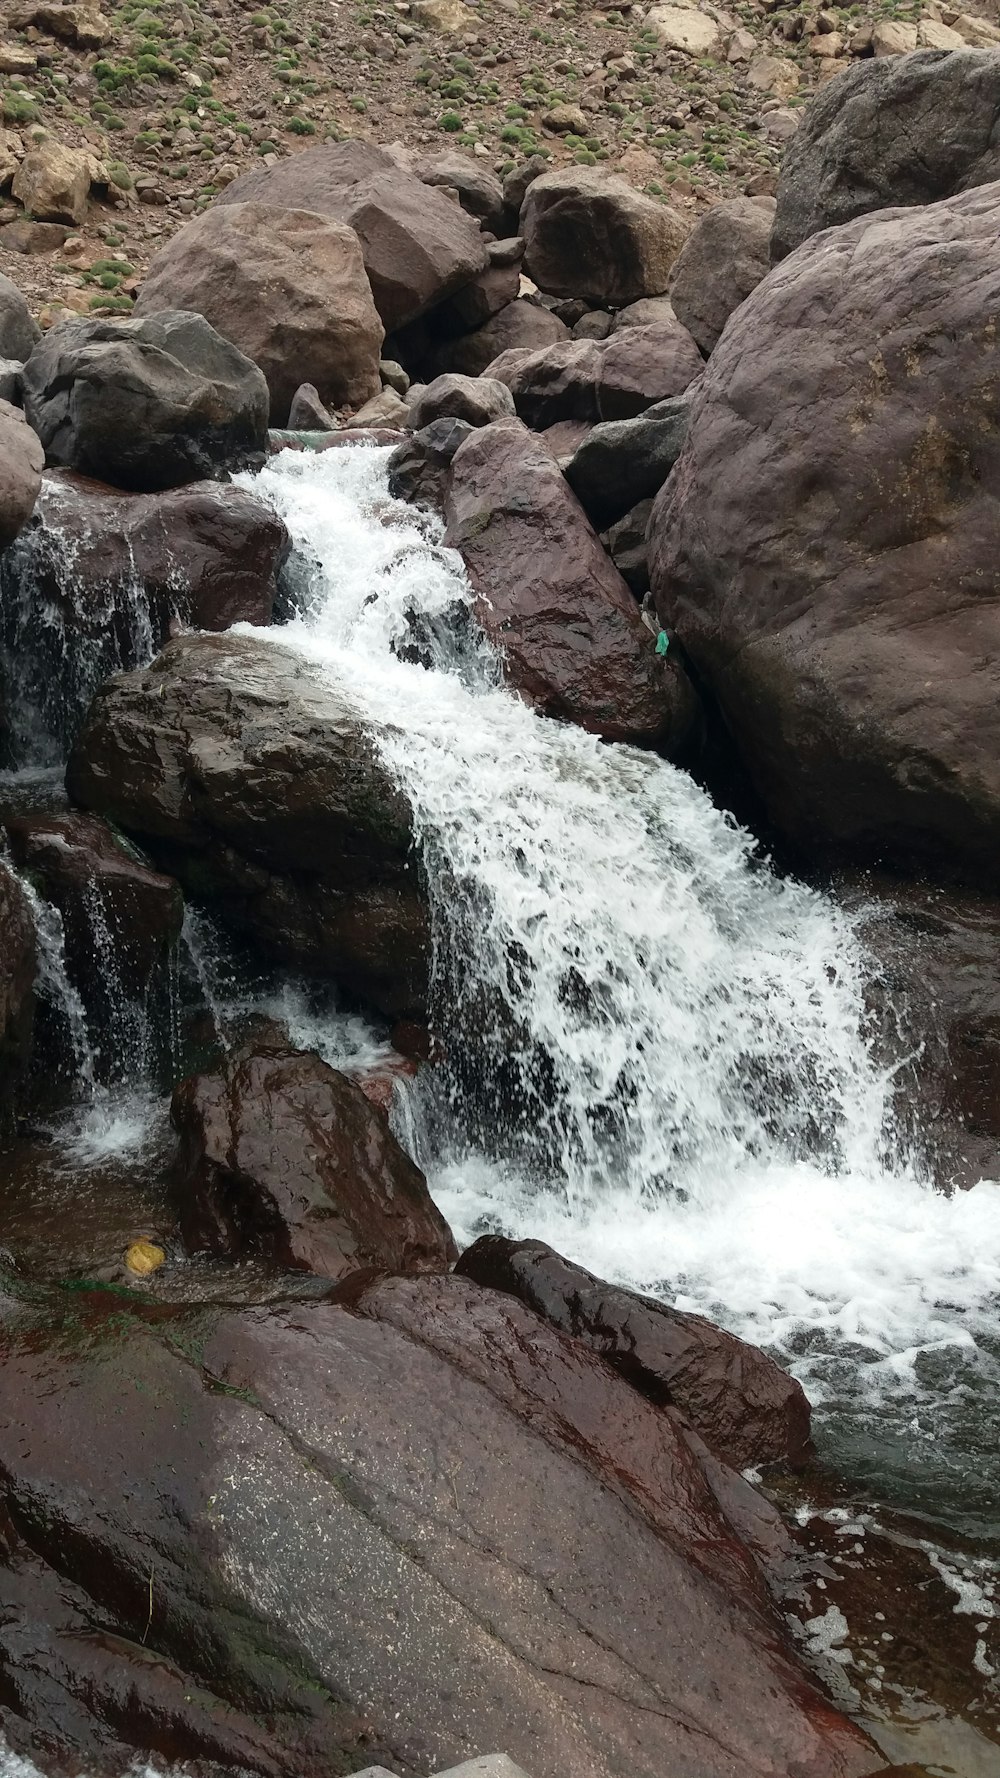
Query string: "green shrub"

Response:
xmin=438 ymin=109 xmax=463 ymax=131
xmin=287 ymin=114 xmax=315 ymax=133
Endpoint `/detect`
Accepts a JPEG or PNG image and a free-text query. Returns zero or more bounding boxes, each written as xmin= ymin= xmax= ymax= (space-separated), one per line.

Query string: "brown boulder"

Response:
xmin=486 ymin=319 xmax=702 ymax=428
xmin=649 ymin=182 xmax=1000 ymax=879
xmin=424 ymin=296 xmax=570 ymax=377
xmin=65 ymin=632 xmax=429 ymax=1019
xmin=11 ymin=141 xmax=92 ymax=225
xmin=521 ymin=167 xmax=689 ymax=306
xmin=0 ymin=861 xmax=35 ymax=1138
xmin=412 ymin=150 xmax=507 ymax=233
xmin=172 ymin=1045 xmax=456 ymax=1277
xmin=456 ymin=1235 xmax=812 ymax=1469
xmin=0 ymin=1273 xmax=880 ymax=1776
xmin=0 ymin=273 xmax=40 ymax=361
xmin=444 ymin=417 xmax=698 ymax=750
xmin=0 ymin=398 xmax=42 ymax=549
xmin=668 ymin=195 xmax=774 ymax=354
xmin=135 ymin=204 xmax=384 ymax=424
xmin=214 ymin=142 xmax=488 ymax=333
xmin=407 ymin=372 xmax=515 ymax=429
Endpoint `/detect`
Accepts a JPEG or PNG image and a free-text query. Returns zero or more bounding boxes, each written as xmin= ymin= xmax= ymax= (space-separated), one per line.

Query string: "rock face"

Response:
xmin=408 ymin=372 xmax=515 ymax=429
xmin=135 ymin=204 xmax=384 ymax=423
xmin=649 ymin=182 xmax=1000 ymax=879
xmin=214 ymin=142 xmax=488 ymax=333
xmin=0 ymin=1271 xmax=880 ymax=1777
xmin=521 ymin=167 xmax=689 ymax=305
xmin=564 ymin=396 xmax=690 ymax=530
xmin=456 ymin=1236 xmax=812 ymax=1470
xmin=486 ymin=321 xmax=701 ymax=428
xmin=172 ymin=1046 xmax=456 ymax=1278
xmin=66 ymin=632 xmax=429 ymax=1018
xmin=0 ymin=399 xmax=42 ymax=548
xmin=0 ymin=861 xmax=34 ymax=1138
xmin=22 ymin=310 xmax=269 ymax=492
xmin=0 ymin=272 xmax=39 ymax=361
xmin=771 ymin=49 xmax=1000 ymax=260
xmin=669 ymin=196 xmax=774 ymax=354
xmin=444 ymin=417 xmax=697 ymax=750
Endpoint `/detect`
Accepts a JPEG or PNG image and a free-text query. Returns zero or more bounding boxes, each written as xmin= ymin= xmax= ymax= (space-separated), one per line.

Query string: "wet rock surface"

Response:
xmin=172 ymin=1044 xmax=456 ymax=1278
xmin=0 ymin=861 xmax=35 ymax=1139
xmin=444 ymin=417 xmax=698 ymax=750
xmin=0 ymin=397 xmax=43 ymax=550
xmin=65 ymin=632 xmax=429 ymax=1018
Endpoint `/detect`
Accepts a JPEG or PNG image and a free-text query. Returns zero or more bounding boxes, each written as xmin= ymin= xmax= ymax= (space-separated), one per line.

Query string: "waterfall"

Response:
xmin=238 ymin=445 xmax=1000 ymax=1521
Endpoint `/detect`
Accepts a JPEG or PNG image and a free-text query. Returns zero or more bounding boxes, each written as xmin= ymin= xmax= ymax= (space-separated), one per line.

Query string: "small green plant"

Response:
xmin=349 ymin=93 xmax=367 ymax=111
xmin=2 ymin=93 xmax=39 ymax=123
xmin=287 ymin=114 xmax=315 ymax=133
xmin=438 ymin=109 xmax=463 ymax=131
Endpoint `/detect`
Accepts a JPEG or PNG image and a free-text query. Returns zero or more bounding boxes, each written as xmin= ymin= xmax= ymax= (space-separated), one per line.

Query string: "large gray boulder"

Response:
xmin=669 ymin=196 xmax=774 ymax=355
xmin=66 ymin=632 xmax=429 ymax=1017
xmin=771 ymin=48 xmax=1000 ymax=260
xmin=521 ymin=167 xmax=689 ymax=306
xmin=0 ymin=272 xmax=39 ymax=362
xmin=649 ymin=181 xmax=1000 ymax=880
xmin=135 ymin=204 xmax=384 ymax=423
xmin=214 ymin=141 xmax=488 ymax=333
xmin=21 ymin=310 xmax=268 ymax=492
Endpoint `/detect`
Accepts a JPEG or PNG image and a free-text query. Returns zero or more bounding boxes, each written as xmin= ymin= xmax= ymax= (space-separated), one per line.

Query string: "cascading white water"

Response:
xmin=239 ymin=444 xmax=1000 ymax=1521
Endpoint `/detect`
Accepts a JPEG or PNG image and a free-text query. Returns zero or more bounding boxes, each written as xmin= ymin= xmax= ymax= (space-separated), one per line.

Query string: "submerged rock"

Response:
xmin=456 ymin=1235 xmax=812 ymax=1470
xmin=66 ymin=632 xmax=429 ymax=1019
xmin=387 ymin=415 xmax=473 ymax=514
xmin=0 ymin=1270 xmax=879 ymax=1776
xmin=172 ymin=1045 xmax=456 ymax=1278
xmin=445 ymin=417 xmax=698 ymax=751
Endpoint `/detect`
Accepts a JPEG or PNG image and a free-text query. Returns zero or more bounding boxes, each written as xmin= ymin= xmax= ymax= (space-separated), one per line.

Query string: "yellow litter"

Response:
xmin=125 ymin=1239 xmax=166 ymax=1277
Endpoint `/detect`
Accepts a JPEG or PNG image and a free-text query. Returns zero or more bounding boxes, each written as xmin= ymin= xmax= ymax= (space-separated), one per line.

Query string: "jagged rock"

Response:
xmin=11 ymin=142 xmax=92 ymax=225
xmin=444 ymin=416 xmax=698 ymax=750
xmin=172 ymin=1046 xmax=456 ymax=1277
xmin=572 ymin=310 xmax=613 ymax=340
xmin=872 ymin=17 xmax=918 ymax=53
xmin=669 ymin=196 xmax=774 ymax=354
xmin=424 ymin=296 xmax=570 ymax=377
xmin=22 ymin=310 xmax=269 ymax=492
xmin=456 ymin=1236 xmax=812 ymax=1469
xmin=563 ymin=395 xmax=689 ymax=529
xmin=0 ymin=274 xmax=38 ymax=362
xmin=387 ymin=415 xmax=473 ymax=513
xmin=0 ymin=399 xmax=42 ymax=547
xmin=380 ymin=358 xmax=410 ymax=396
xmin=135 ymin=204 xmax=384 ymax=423
xmin=0 ymin=861 xmax=34 ymax=1140
xmin=408 ymin=373 xmax=515 ymax=429
xmin=413 ymin=151 xmax=507 ymax=233
xmin=771 ymin=49 xmax=1000 ymax=260
xmin=485 ymin=321 xmax=701 ymax=429
xmin=650 ymin=182 xmax=1000 ymax=880
xmin=747 ymin=54 xmax=800 ymax=96
xmin=66 ymin=632 xmax=429 ymax=1017
xmin=287 ymin=382 xmax=336 ymax=430
xmin=521 ymin=166 xmax=689 ymax=305
xmin=0 ymin=1271 xmax=880 ymax=1775
xmin=214 ymin=142 xmax=488 ymax=333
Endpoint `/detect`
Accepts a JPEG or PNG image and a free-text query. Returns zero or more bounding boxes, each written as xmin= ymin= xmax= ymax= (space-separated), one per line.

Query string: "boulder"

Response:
xmin=521 ymin=167 xmax=689 ymax=305
xmin=0 ymin=1272 xmax=880 ymax=1776
xmin=413 ymin=151 xmax=507 ymax=233
xmin=214 ymin=142 xmax=488 ymax=333
xmin=649 ymin=182 xmax=1000 ymax=879
xmin=408 ymin=373 xmax=515 ymax=429
xmin=771 ymin=49 xmax=1000 ymax=260
xmin=430 ymin=257 xmax=521 ymax=334
xmin=612 ymin=294 xmax=678 ymax=330
xmin=10 ymin=0 xmax=110 ymax=45
xmin=485 ymin=321 xmax=701 ymax=428
xmin=134 ymin=204 xmax=384 ymax=423
xmin=387 ymin=415 xmax=473 ymax=513
xmin=572 ymin=310 xmax=613 ymax=340
xmin=172 ymin=1045 xmax=456 ymax=1277
xmin=2 ymin=810 xmax=181 ymax=1078
xmin=747 ymin=54 xmax=800 ymax=96
xmin=872 ymin=17 xmax=918 ymax=53
xmin=669 ymin=195 xmax=775 ymax=354
xmin=424 ymin=296 xmax=570 ymax=377
xmin=646 ymin=3 xmax=721 ymax=54
xmin=287 ymin=382 xmax=336 ymax=429
xmin=444 ymin=417 xmax=698 ymax=750
xmin=564 ymin=395 xmax=690 ymax=529
xmin=11 ymin=140 xmax=92 ymax=224
xmin=21 ymin=310 xmax=269 ymax=493
xmin=0 ymin=399 xmax=42 ymax=548
xmin=603 ymin=497 xmax=654 ymax=598
xmin=0 ymin=272 xmax=39 ymax=362
xmin=66 ymin=632 xmax=429 ymax=1017
xmin=456 ymin=1236 xmax=812 ymax=1470
xmin=0 ymin=861 xmax=35 ymax=1138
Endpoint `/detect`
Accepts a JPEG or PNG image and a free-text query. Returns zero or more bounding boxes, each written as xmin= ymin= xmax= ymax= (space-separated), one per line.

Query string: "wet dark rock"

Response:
xmin=669 ymin=196 xmax=774 ymax=355
xmin=387 ymin=416 xmax=473 ymax=514
xmin=172 ymin=1045 xmax=455 ymax=1278
xmin=602 ymin=498 xmax=654 ymax=599
xmin=650 ymin=182 xmax=1000 ymax=881
xmin=0 ymin=862 xmax=35 ymax=1140
xmin=444 ymin=417 xmax=699 ymax=751
xmin=0 ymin=1272 xmax=879 ymax=1776
xmin=21 ymin=310 xmax=269 ymax=493
xmin=456 ymin=1235 xmax=812 ymax=1470
xmin=65 ymin=632 xmax=429 ymax=1019
xmin=564 ymin=395 xmax=690 ymax=530
xmin=0 ymin=398 xmax=43 ymax=549
xmin=772 ymin=49 xmax=1000 ymax=261
xmin=408 ymin=373 xmax=514 ymax=430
